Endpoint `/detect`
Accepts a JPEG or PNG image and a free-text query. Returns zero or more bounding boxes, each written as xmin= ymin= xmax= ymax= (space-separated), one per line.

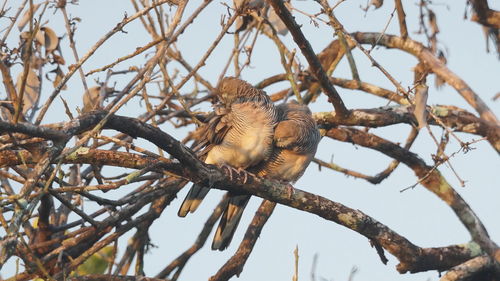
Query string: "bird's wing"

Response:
xmin=195 ymin=105 xmax=234 ymax=158
xmin=274 ymin=119 xmax=304 ymax=149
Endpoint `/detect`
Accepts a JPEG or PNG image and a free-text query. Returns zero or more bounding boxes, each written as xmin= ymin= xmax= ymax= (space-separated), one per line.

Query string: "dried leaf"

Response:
xmin=370 ymin=0 xmax=384 ymax=9
xmin=20 ymin=31 xmax=30 ymax=40
xmin=51 ymin=66 xmax=67 ymax=90
xmin=31 ymin=56 xmax=44 ymax=70
xmin=53 ymin=54 xmax=66 ymax=65
xmin=19 ymin=31 xmax=31 ymax=58
xmin=233 ymin=0 xmax=265 ymax=34
xmin=41 ymin=27 xmax=59 ymax=53
xmin=428 ymin=10 xmax=439 ymax=35
xmin=34 ymin=30 xmax=45 ymax=47
xmin=128 ymin=65 xmax=139 ymax=72
xmin=234 ymin=0 xmax=264 ymax=9
xmin=18 ymin=3 xmax=41 ymax=31
xmin=16 ymin=68 xmax=40 ymax=114
xmin=82 ymin=86 xmax=103 ymax=113
xmin=412 ymin=62 xmax=429 ymax=84
xmin=234 ymin=15 xmax=255 ymax=34
xmin=413 ymin=84 xmax=429 ymax=129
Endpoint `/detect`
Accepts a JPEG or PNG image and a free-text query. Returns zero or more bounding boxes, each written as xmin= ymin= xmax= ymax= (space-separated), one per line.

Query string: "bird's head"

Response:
xmin=278 ymin=100 xmax=312 ymax=118
xmin=217 ymin=77 xmax=242 ymax=104
xmin=217 ymin=76 xmax=264 ymax=105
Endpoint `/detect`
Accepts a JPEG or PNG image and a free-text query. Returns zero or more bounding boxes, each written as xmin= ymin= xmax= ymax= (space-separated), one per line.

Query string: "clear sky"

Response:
xmin=1 ymin=1 xmax=499 ymax=280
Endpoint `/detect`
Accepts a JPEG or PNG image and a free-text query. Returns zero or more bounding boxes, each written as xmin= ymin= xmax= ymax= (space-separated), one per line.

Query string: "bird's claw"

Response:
xmin=219 ymin=165 xmax=254 ymax=184
xmin=220 ymin=164 xmax=237 ymax=181
xmin=285 ymin=183 xmax=295 ymax=199
xmin=236 ymin=168 xmax=255 ymax=184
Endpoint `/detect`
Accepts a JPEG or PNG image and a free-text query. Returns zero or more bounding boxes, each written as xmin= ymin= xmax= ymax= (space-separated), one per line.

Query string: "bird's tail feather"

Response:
xmin=212 ymin=195 xmax=250 ymax=251
xmin=178 ymin=184 xmax=210 ymax=217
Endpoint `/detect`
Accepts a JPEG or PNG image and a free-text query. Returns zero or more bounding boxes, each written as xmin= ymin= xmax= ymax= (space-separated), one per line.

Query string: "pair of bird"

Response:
xmin=178 ymin=77 xmax=321 ymax=251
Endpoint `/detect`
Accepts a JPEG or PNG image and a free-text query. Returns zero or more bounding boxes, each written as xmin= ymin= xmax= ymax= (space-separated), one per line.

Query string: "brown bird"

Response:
xmin=178 ymin=77 xmax=277 ymax=217
xmin=212 ymin=100 xmax=321 ymax=250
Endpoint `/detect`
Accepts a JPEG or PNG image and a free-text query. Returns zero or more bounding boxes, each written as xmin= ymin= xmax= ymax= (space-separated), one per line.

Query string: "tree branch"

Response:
xmin=351 ymin=32 xmax=499 ymax=124
xmin=325 ymin=127 xmax=499 ymax=262
xmin=0 ymin=111 xmax=493 ymax=275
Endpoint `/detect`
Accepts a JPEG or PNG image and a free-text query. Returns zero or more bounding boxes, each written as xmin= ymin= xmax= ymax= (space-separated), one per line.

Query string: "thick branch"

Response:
xmin=325 ymin=127 xmax=499 ymax=260
xmin=0 ymin=122 xmax=66 ymax=140
xmin=0 ymin=148 xmax=162 ymax=169
xmin=439 ymin=255 xmax=495 ymax=281
xmin=0 ymin=111 xmax=490 ymax=275
xmin=313 ymin=105 xmax=500 ymax=153
xmin=69 ymin=275 xmax=170 ymax=281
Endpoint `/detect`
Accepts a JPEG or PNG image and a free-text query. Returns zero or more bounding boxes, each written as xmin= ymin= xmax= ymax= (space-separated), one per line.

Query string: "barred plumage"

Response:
xmin=178 ymin=78 xmax=277 ymax=246
xmin=212 ymin=101 xmax=321 ymax=251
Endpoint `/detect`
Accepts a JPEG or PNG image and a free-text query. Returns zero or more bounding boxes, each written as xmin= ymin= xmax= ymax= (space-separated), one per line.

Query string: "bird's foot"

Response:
xmin=236 ymin=168 xmax=255 ymax=184
xmin=218 ymin=165 xmax=254 ymax=184
xmin=219 ymin=164 xmax=238 ymax=181
xmin=219 ymin=164 xmax=238 ymax=180
xmin=281 ymin=181 xmax=295 ymax=199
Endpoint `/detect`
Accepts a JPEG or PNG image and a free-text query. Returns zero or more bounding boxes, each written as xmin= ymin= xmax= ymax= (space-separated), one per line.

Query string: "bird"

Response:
xmin=178 ymin=77 xmax=278 ymax=218
xmin=211 ymin=100 xmax=321 ymax=250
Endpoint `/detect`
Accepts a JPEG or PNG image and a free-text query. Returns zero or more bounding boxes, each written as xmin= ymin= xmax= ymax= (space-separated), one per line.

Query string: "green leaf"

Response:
xmin=74 ymin=246 xmax=114 ymax=276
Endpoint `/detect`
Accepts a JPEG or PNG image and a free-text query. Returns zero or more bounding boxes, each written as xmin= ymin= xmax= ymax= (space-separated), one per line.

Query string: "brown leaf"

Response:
xmin=53 ymin=54 xmax=66 ymax=65
xmin=18 ymin=3 xmax=41 ymax=31
xmin=234 ymin=0 xmax=264 ymax=9
xmin=370 ymin=0 xmax=384 ymax=9
xmin=412 ymin=62 xmax=430 ymax=84
xmin=41 ymin=27 xmax=59 ymax=53
xmin=128 ymin=65 xmax=139 ymax=72
xmin=428 ymin=10 xmax=439 ymax=35
xmin=19 ymin=31 xmax=31 ymax=58
xmin=34 ymin=30 xmax=45 ymax=47
xmin=82 ymin=86 xmax=103 ymax=113
xmin=30 ymin=56 xmax=44 ymax=70
xmin=16 ymin=68 xmax=41 ymax=114
xmin=51 ymin=66 xmax=67 ymax=90
xmin=413 ymin=84 xmax=429 ymax=129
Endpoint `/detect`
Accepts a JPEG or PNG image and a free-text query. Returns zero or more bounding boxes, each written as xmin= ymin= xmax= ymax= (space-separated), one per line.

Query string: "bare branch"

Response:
xmin=352 ymin=32 xmax=499 ymax=124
